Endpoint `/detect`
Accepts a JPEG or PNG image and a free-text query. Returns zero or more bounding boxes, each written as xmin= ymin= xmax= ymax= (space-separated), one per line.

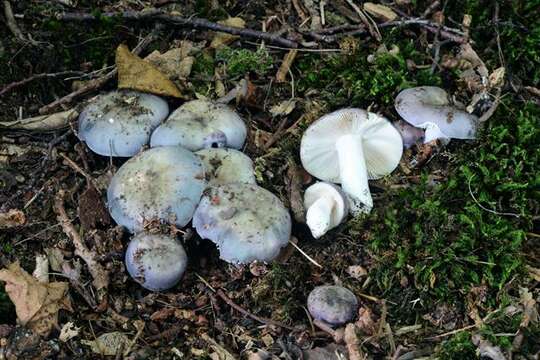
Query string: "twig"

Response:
xmin=53 ymin=190 xmax=110 ymax=292
xmin=288 ymin=240 xmax=323 ymax=268
xmin=344 ymin=0 xmax=382 ymax=41
xmin=344 ymin=324 xmax=366 ymax=360
xmin=423 ymin=0 xmax=441 ymax=17
xmin=57 ymin=10 xmax=298 ymax=48
xmin=215 ymin=289 xmax=294 ymax=330
xmin=59 ymin=152 xmax=101 ymax=193
xmin=39 ymin=28 xmax=158 ymax=114
xmin=467 ymin=175 xmax=521 ymax=218
xmin=276 ymin=49 xmax=298 ymax=83
xmin=3 ymin=1 xmax=38 ymax=45
xmin=314 ymin=320 xmax=344 ymax=343
xmin=0 ymin=71 xmax=84 ymax=97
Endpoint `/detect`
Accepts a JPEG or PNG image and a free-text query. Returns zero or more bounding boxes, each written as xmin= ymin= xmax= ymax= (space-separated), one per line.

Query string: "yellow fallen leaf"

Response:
xmin=363 ymin=3 xmax=398 ymax=21
xmin=116 ymin=44 xmax=183 ymax=98
xmin=210 ymin=17 xmax=246 ymax=49
xmin=0 ymin=262 xmax=72 ymax=336
xmin=82 ymin=332 xmax=129 ymax=356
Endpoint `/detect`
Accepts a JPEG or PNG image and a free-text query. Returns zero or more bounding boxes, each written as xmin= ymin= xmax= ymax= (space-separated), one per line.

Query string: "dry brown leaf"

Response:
xmin=489 ymin=67 xmax=506 ymax=89
xmin=0 ymin=209 xmax=26 ymax=228
xmin=526 ymin=265 xmax=540 ymax=281
xmin=82 ymin=332 xmax=129 ymax=356
xmin=145 ymin=48 xmax=194 ymax=80
xmin=202 ymin=333 xmax=237 ymax=360
xmin=0 ymin=109 xmax=77 ymax=131
xmin=32 ymin=254 xmax=49 ymax=284
xmin=363 ymin=2 xmax=398 ymax=21
xmin=59 ymin=321 xmax=80 ymax=342
xmin=519 ymin=287 xmax=538 ymax=327
xmin=0 ymin=262 xmax=72 ymax=336
xmin=210 ymin=17 xmax=246 ymax=49
xmin=356 ymin=307 xmax=377 ymax=335
xmin=116 ymin=44 xmax=183 ymax=98
xmin=347 ymin=265 xmax=368 ymax=279
xmin=270 ymin=100 xmax=297 ymax=117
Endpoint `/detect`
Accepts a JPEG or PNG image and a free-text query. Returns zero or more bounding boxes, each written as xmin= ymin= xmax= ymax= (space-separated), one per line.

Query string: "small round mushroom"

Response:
xmin=300 ymin=109 xmax=403 ymax=215
xmin=150 ymin=99 xmax=247 ymax=151
xmin=125 ymin=232 xmax=187 ymax=291
xmin=107 ymin=146 xmax=206 ymax=233
xmin=304 ymin=182 xmax=348 ymax=238
xmin=395 ymin=86 xmax=478 ymax=143
xmin=307 ymin=285 xmax=359 ymax=326
xmin=78 ymin=90 xmax=169 ymax=157
xmin=195 ymin=148 xmax=256 ymax=186
xmin=192 ymin=183 xmax=291 ymax=264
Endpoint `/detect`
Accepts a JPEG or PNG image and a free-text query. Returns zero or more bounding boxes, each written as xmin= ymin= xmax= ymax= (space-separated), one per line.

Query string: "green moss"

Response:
xmin=216 ymin=47 xmax=274 ymax=78
xmin=438 ymin=332 xmax=477 ymax=359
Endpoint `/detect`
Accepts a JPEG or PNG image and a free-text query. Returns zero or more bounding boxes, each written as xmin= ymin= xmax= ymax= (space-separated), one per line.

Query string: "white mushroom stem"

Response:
xmin=335 ymin=134 xmax=373 ymax=214
xmin=424 ymin=123 xmax=450 ymax=144
xmin=306 ymin=195 xmax=335 ymax=238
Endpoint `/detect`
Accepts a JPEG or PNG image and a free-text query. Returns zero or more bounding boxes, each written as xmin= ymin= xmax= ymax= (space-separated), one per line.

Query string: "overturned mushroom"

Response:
xmin=107 ymin=146 xmax=206 ymax=233
xmin=308 ymin=285 xmax=359 ymax=327
xmin=300 ymin=109 xmax=403 ymax=215
xmin=150 ymin=99 xmax=247 ymax=150
xmin=195 ymin=148 xmax=256 ymax=186
xmin=78 ymin=90 xmax=169 ymax=157
xmin=192 ymin=183 xmax=291 ymax=264
xmin=395 ymin=86 xmax=478 ymax=143
xmin=125 ymin=232 xmax=187 ymax=291
xmin=304 ymin=182 xmax=348 ymax=238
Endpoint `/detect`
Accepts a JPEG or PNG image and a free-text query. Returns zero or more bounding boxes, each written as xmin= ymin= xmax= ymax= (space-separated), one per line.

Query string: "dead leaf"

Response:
xmin=202 ymin=333 xmax=237 ymax=360
xmin=472 ymin=334 xmax=507 ymax=360
xmin=489 ymin=67 xmax=506 ymax=89
xmin=363 ymin=2 xmax=398 ymax=21
xmin=519 ymin=287 xmax=538 ymax=327
xmin=0 ymin=109 xmax=77 ymax=131
xmin=44 ymin=247 xmax=65 ymax=273
xmin=347 ymin=265 xmax=368 ymax=280
xmin=270 ymin=100 xmax=296 ymax=117
xmin=210 ymin=18 xmax=246 ymax=49
xmin=32 ymin=254 xmax=49 ymax=284
xmin=145 ymin=48 xmax=194 ymax=80
xmin=59 ymin=321 xmax=80 ymax=342
xmin=0 ymin=262 xmax=72 ymax=336
xmin=526 ymin=265 xmax=540 ymax=281
xmin=355 ymin=307 xmax=377 ymax=335
xmin=116 ymin=44 xmax=183 ymax=98
xmin=304 ymin=344 xmax=348 ymax=360
xmin=344 ymin=324 xmax=365 ymax=360
xmin=82 ymin=332 xmax=129 ymax=356
xmin=0 ymin=209 xmax=26 ymax=228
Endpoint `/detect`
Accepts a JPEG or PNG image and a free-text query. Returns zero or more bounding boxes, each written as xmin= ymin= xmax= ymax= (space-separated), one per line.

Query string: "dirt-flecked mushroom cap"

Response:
xmin=395 ymin=86 xmax=478 ymax=143
xmin=300 ymin=109 xmax=403 ymax=215
xmin=307 ymin=285 xmax=359 ymax=326
xmin=107 ymin=146 xmax=206 ymax=233
xmin=192 ymin=183 xmax=291 ymax=264
xmin=195 ymin=148 xmax=256 ymax=186
xmin=304 ymin=182 xmax=349 ymax=238
xmin=78 ymin=90 xmax=169 ymax=157
xmin=125 ymin=232 xmax=187 ymax=291
xmin=150 ymin=99 xmax=247 ymax=151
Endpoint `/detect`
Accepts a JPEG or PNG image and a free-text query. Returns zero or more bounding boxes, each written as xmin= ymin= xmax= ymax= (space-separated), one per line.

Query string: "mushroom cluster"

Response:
xmin=79 ymin=91 xmax=291 ymax=290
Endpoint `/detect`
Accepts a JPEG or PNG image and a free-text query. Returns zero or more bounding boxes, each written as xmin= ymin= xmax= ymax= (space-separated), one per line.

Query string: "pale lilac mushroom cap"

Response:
xmin=195 ymin=148 xmax=256 ymax=186
xmin=304 ymin=182 xmax=349 ymax=238
xmin=395 ymin=86 xmax=478 ymax=143
xmin=125 ymin=232 xmax=187 ymax=291
xmin=307 ymin=285 xmax=359 ymax=326
xmin=150 ymin=99 xmax=247 ymax=151
xmin=78 ymin=90 xmax=169 ymax=157
xmin=192 ymin=183 xmax=291 ymax=264
xmin=300 ymin=109 xmax=403 ymax=215
xmin=107 ymin=146 xmax=206 ymax=233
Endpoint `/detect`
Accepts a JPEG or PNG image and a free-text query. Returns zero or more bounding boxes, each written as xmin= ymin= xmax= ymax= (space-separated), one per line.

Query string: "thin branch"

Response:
xmin=3 ymin=0 xmax=38 ymax=45
xmin=57 ymin=10 xmax=298 ymax=48
xmin=0 ymin=71 xmax=83 ymax=97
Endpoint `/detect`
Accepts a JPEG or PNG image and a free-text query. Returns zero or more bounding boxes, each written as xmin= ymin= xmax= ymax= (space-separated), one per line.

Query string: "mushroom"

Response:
xmin=78 ymin=90 xmax=169 ymax=157
xmin=125 ymin=232 xmax=187 ymax=291
xmin=304 ymin=182 xmax=348 ymax=238
xmin=393 ymin=120 xmax=425 ymax=149
xmin=150 ymin=99 xmax=247 ymax=151
xmin=107 ymin=146 xmax=206 ymax=233
xmin=307 ymin=285 xmax=359 ymax=326
xmin=395 ymin=86 xmax=478 ymax=143
xmin=195 ymin=148 xmax=256 ymax=186
xmin=192 ymin=183 xmax=291 ymax=264
xmin=300 ymin=109 xmax=403 ymax=215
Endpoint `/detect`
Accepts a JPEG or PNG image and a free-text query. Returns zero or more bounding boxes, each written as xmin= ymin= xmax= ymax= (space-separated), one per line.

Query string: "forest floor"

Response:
xmin=0 ymin=0 xmax=539 ymax=359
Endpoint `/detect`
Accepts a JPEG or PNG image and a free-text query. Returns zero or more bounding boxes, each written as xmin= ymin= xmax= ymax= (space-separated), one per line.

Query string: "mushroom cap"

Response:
xmin=304 ymin=182 xmax=348 ymax=228
xmin=192 ymin=183 xmax=291 ymax=264
xmin=195 ymin=148 xmax=256 ymax=186
xmin=107 ymin=146 xmax=206 ymax=233
xmin=125 ymin=232 xmax=187 ymax=291
xmin=78 ymin=90 xmax=169 ymax=157
xmin=395 ymin=86 xmax=477 ymax=140
xmin=150 ymin=99 xmax=247 ymax=151
xmin=300 ymin=108 xmax=403 ymax=183
xmin=307 ymin=285 xmax=359 ymax=326
xmin=393 ymin=120 xmax=425 ymax=149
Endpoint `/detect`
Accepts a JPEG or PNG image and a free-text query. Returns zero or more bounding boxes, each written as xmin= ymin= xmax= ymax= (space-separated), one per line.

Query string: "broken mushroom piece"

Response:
xmin=300 ymin=109 xmax=403 ymax=215
xmin=195 ymin=148 xmax=256 ymax=186
xmin=150 ymin=99 xmax=247 ymax=151
xmin=304 ymin=182 xmax=348 ymax=238
xmin=192 ymin=183 xmax=291 ymax=264
xmin=107 ymin=146 xmax=206 ymax=233
xmin=125 ymin=232 xmax=187 ymax=291
xmin=307 ymin=285 xmax=359 ymax=327
xmin=78 ymin=90 xmax=169 ymax=157
xmin=395 ymin=86 xmax=478 ymax=143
